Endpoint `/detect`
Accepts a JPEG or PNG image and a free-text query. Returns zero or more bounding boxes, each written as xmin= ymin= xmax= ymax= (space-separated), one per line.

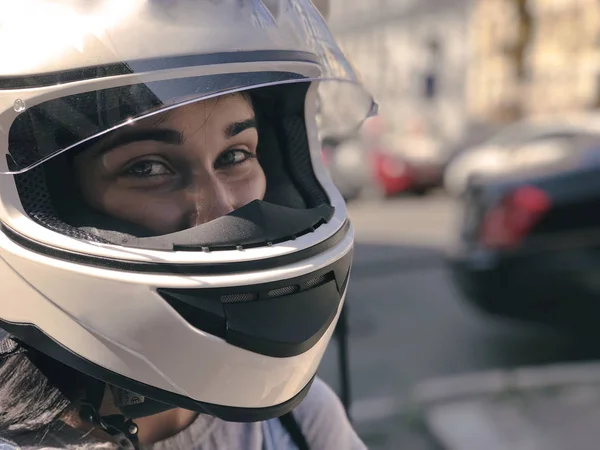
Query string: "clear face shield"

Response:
xmin=0 ymin=0 xmax=375 ymax=174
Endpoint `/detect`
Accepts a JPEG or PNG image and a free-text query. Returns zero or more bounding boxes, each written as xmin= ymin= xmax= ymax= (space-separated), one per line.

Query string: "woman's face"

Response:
xmin=74 ymin=93 xmax=266 ymax=235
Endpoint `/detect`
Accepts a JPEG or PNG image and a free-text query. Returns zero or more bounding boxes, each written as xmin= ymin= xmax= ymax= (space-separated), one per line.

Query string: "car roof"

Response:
xmin=482 ymin=114 xmax=600 ymax=146
xmin=525 ymin=113 xmax=600 ymax=130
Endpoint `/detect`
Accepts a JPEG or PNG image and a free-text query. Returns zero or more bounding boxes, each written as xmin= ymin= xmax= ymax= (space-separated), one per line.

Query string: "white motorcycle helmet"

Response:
xmin=0 ymin=0 xmax=375 ymax=435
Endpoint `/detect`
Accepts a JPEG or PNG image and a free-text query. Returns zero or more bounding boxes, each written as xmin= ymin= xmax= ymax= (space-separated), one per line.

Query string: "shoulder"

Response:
xmin=292 ymin=378 xmax=366 ymax=450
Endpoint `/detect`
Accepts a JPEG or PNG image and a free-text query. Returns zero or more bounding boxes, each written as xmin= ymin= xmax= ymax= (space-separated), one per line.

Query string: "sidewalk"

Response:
xmin=411 ymin=361 xmax=600 ymax=450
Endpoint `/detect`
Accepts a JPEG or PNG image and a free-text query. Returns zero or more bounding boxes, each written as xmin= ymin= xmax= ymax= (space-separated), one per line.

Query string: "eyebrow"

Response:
xmin=94 ymin=117 xmax=257 ymax=157
xmin=225 ymin=117 xmax=257 ymax=138
xmin=93 ymin=128 xmax=184 ymax=156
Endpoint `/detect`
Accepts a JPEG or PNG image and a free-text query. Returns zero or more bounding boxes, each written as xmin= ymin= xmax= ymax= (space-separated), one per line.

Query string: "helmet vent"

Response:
xmin=305 ymin=273 xmax=328 ymax=289
xmin=214 ymin=271 xmax=335 ymax=305
xmin=267 ymin=285 xmax=300 ymax=298
xmin=221 ymin=292 xmax=259 ymax=304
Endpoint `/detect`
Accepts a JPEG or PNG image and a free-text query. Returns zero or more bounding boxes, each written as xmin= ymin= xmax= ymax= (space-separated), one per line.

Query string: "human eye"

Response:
xmin=123 ymin=159 xmax=174 ymax=178
xmin=214 ymin=148 xmax=255 ymax=169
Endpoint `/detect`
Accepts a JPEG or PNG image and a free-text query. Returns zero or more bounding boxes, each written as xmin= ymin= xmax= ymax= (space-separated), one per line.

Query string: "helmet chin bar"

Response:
xmin=111 ymin=224 xmax=348 ymax=420
xmin=0 ymin=317 xmax=317 ymax=422
xmin=0 ymin=223 xmax=351 ymax=421
xmin=117 ymin=200 xmax=334 ymax=251
xmin=157 ymin=249 xmax=351 ymax=358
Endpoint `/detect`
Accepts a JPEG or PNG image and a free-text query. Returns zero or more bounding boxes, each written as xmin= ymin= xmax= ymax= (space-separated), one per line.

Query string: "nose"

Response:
xmin=184 ymin=176 xmax=238 ymax=229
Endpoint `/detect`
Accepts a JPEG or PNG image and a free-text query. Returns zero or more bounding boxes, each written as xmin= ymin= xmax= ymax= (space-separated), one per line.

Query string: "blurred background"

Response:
xmin=315 ymin=0 xmax=600 ymax=449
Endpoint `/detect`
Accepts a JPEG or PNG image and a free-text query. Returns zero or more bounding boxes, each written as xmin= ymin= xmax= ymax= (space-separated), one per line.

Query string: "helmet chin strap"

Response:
xmin=79 ymin=380 xmax=142 ymax=450
xmin=0 ymin=337 xmax=142 ymax=448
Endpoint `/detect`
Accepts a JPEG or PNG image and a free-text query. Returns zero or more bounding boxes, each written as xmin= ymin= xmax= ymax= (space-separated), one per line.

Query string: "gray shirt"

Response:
xmin=0 ymin=378 xmax=366 ymax=450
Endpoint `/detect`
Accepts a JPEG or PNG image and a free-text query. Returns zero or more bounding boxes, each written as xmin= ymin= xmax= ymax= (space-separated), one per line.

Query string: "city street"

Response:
xmin=317 ymin=192 xmax=600 ymax=449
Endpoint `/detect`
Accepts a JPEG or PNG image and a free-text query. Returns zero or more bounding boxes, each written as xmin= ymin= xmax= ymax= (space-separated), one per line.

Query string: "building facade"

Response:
xmin=468 ymin=0 xmax=600 ymax=122
xmin=467 ymin=0 xmax=522 ymax=122
xmin=525 ymin=0 xmax=600 ymax=114
xmin=328 ymin=0 xmax=472 ymax=143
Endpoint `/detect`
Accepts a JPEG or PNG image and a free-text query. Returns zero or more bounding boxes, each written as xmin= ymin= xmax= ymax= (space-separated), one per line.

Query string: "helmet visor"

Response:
xmin=0 ymin=0 xmax=376 ymax=174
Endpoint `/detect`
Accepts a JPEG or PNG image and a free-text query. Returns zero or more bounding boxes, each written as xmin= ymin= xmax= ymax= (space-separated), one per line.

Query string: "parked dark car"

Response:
xmin=444 ymin=113 xmax=600 ymax=197
xmin=447 ymin=138 xmax=600 ymax=334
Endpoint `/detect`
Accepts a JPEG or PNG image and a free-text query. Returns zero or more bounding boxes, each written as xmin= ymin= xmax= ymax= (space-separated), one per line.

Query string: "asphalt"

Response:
xmin=317 ymin=193 xmax=600 ymax=449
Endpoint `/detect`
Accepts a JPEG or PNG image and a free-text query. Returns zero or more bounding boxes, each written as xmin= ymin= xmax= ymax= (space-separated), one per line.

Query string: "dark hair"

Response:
xmin=0 ymin=346 xmax=91 ymax=436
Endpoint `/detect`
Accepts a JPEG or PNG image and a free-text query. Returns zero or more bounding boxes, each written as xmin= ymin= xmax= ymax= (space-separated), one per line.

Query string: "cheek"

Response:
xmin=92 ymin=186 xmax=186 ymax=235
xmin=234 ymin=165 xmax=266 ymax=201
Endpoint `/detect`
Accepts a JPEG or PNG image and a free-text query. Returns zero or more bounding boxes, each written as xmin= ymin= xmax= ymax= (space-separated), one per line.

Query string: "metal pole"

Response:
xmin=335 ymin=304 xmax=352 ymax=420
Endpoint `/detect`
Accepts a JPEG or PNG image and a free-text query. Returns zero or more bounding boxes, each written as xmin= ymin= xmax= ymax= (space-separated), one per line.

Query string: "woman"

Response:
xmin=0 ymin=0 xmax=375 ymax=448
